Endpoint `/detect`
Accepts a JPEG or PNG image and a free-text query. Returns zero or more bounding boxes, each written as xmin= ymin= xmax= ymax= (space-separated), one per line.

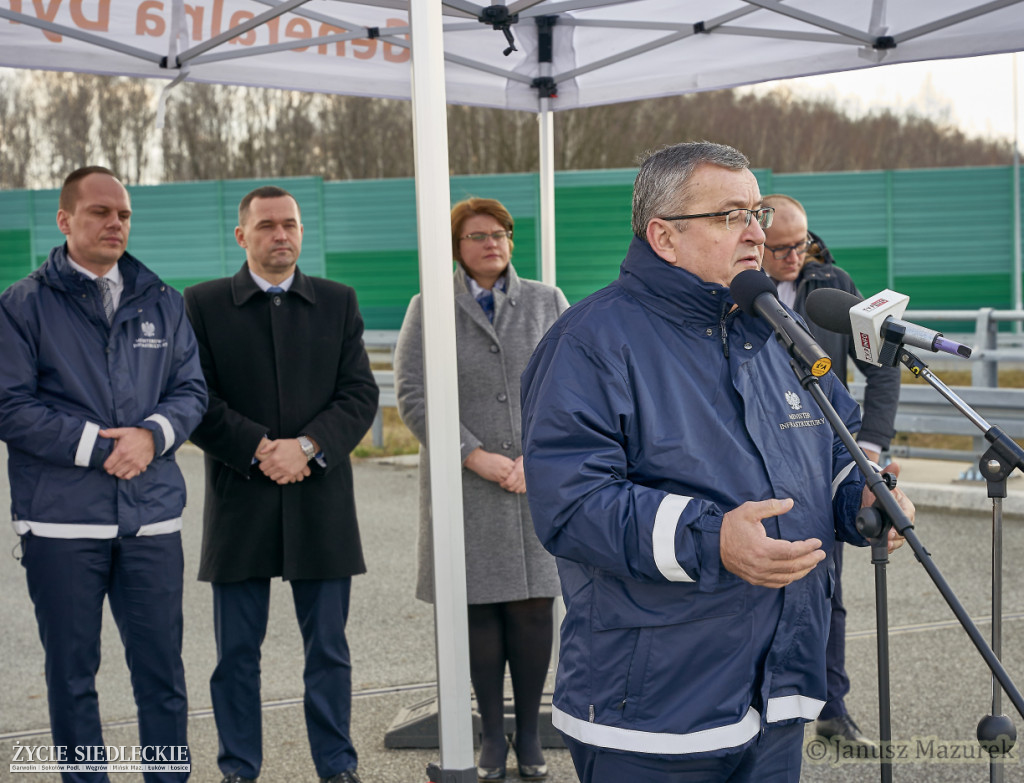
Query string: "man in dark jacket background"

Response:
xmin=184 ymin=186 xmax=378 ymax=783
xmin=762 ymin=193 xmax=900 ymax=748
xmin=0 ymin=166 xmax=207 ymax=782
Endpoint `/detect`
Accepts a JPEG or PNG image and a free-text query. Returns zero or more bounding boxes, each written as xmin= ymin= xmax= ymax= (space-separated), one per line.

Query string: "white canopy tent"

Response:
xmin=2 ymin=2 xmax=1022 ymax=779
xmin=2 ymin=2 xmax=1022 ymax=109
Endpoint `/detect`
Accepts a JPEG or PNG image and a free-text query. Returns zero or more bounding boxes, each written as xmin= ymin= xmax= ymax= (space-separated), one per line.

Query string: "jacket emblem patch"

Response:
xmin=134 ymin=321 xmax=167 ymax=350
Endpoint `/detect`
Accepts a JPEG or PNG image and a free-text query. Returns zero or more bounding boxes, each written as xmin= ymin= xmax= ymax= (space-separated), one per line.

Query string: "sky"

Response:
xmin=743 ymin=52 xmax=1021 ymax=146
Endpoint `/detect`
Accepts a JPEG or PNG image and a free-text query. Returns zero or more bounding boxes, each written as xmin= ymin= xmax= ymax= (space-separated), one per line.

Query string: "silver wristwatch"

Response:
xmin=297 ymin=435 xmax=316 ymax=462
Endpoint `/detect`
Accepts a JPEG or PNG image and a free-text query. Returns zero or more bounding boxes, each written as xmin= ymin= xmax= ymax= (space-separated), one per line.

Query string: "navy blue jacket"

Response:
xmin=0 ymin=244 xmax=207 ymax=538
xmin=521 ymin=238 xmax=867 ymax=758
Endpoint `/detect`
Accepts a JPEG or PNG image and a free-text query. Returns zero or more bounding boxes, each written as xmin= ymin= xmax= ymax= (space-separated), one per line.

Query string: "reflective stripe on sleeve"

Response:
xmin=652 ymin=494 xmax=694 ymax=582
xmin=144 ymin=413 xmax=175 ymax=455
xmin=766 ymin=694 xmax=825 ymax=723
xmin=136 ymin=517 xmax=183 ymax=536
xmin=830 ymin=460 xmax=857 ymax=499
xmin=74 ymin=421 xmax=100 ymax=467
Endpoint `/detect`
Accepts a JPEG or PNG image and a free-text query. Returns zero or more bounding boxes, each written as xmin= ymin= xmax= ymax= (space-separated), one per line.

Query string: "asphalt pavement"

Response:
xmin=2 ymin=447 xmax=1024 ymax=783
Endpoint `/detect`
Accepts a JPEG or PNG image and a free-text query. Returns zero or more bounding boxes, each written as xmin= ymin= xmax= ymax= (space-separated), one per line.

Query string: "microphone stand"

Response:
xmin=895 ymin=347 xmax=1022 ymax=782
xmin=783 ymin=355 xmax=1024 ymax=783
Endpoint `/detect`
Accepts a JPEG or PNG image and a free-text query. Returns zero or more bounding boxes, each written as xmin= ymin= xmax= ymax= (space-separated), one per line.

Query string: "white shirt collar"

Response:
xmin=67 ymin=256 xmax=124 ymax=311
xmin=67 ymin=256 xmax=123 ymax=289
xmin=249 ymin=270 xmax=295 ymax=292
xmin=466 ymin=271 xmax=507 ymax=299
xmin=776 ymin=279 xmax=798 ymax=309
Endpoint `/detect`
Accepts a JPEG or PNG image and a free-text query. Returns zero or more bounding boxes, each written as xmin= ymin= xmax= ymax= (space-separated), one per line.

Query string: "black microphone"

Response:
xmin=730 ymin=269 xmax=833 ymax=377
xmin=805 ymin=288 xmax=972 ymax=363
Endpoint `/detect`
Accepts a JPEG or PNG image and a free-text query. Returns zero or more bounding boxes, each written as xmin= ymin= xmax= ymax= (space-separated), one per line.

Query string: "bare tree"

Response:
xmin=161 ymin=84 xmax=240 ymax=182
xmin=0 ymin=73 xmax=35 ymax=189
xmin=0 ymin=70 xmax=1013 ymax=190
xmin=33 ymin=71 xmax=96 ymax=183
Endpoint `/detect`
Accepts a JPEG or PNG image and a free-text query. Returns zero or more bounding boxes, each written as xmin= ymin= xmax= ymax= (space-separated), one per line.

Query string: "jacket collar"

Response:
xmin=453 ymin=263 xmax=520 ymax=332
xmin=617 ymin=237 xmax=736 ymax=327
xmin=452 ymin=262 xmax=520 ymax=299
xmin=37 ymin=243 xmax=153 ymax=302
xmin=230 ymin=262 xmax=316 ymax=306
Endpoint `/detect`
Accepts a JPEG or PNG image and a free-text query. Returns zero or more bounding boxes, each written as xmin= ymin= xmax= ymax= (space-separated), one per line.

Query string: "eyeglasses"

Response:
xmin=659 ymin=207 xmax=774 ymax=231
xmin=765 ymin=237 xmax=812 ymax=260
xmin=460 ymin=230 xmax=512 ymax=243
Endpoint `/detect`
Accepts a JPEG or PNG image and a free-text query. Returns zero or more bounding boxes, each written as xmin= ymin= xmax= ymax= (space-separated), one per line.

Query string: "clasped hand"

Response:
xmin=463 ymin=448 xmax=526 ymax=493
xmin=256 ymin=437 xmax=312 ymax=485
xmin=100 ymin=427 xmax=155 ymax=481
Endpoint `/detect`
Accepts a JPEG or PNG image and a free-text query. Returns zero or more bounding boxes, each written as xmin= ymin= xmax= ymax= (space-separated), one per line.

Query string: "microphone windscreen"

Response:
xmin=805 ymin=288 xmax=861 ymax=335
xmin=730 ymin=269 xmax=777 ymax=315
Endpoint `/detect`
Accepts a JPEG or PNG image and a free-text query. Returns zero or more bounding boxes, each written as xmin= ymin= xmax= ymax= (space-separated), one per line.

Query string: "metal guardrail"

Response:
xmin=850 ymin=382 xmax=1024 ymax=463
xmin=371 ymin=371 xmax=396 ymax=448
xmin=366 ymin=332 xmax=400 ymax=448
xmin=904 ymin=308 xmax=1024 ymax=388
xmin=852 ymin=307 xmax=1024 ymax=466
xmin=362 ymin=310 xmax=1024 ymax=455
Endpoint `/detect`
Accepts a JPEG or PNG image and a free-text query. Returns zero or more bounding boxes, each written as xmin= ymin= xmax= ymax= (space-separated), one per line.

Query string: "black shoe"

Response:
xmin=220 ymin=775 xmax=257 ymax=783
xmin=511 ymin=732 xmax=547 ymax=780
xmin=321 ymin=771 xmax=362 ymax=783
xmin=816 ymin=713 xmax=878 ymax=748
xmin=517 ymin=762 xmax=548 ymax=781
xmin=476 ymin=737 xmax=509 ymax=781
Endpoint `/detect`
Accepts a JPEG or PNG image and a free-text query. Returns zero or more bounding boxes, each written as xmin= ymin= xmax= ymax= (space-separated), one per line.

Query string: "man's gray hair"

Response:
xmin=632 ymin=142 xmax=750 ymax=238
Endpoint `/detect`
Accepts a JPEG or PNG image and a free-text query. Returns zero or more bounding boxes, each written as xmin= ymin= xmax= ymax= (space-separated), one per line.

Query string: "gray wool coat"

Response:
xmin=394 ymin=264 xmax=569 ymax=604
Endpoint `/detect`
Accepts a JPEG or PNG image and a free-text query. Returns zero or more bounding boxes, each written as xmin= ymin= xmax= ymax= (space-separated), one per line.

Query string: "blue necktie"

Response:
xmin=477 ymin=290 xmax=495 ymax=323
xmin=267 ymin=286 xmax=285 ymax=295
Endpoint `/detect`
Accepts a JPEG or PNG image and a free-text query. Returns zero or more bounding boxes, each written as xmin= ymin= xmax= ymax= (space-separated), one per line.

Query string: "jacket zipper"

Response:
xmin=719 ymin=301 xmax=730 ymax=359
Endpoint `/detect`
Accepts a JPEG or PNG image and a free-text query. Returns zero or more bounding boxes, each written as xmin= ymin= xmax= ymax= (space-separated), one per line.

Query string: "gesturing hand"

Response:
xmin=720 ymin=498 xmax=825 ymax=588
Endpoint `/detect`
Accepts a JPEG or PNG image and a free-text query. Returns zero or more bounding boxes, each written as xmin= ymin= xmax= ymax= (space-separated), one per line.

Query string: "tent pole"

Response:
xmin=1013 ymin=53 xmax=1021 ymax=334
xmin=539 ymin=102 xmax=557 ymax=287
xmin=409 ymin=0 xmax=476 ymax=779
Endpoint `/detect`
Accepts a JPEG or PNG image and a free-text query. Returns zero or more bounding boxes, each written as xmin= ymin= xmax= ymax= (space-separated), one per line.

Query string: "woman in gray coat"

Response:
xmin=394 ymin=197 xmax=569 ymax=781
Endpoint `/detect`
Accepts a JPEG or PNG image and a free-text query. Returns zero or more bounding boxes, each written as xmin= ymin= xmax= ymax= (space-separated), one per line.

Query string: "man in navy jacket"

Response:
xmin=521 ymin=142 xmax=913 ymax=783
xmin=0 ymin=166 xmax=207 ymax=782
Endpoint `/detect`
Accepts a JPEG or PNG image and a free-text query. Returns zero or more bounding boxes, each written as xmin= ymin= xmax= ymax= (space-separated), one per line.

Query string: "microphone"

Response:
xmin=805 ymin=288 xmax=973 ymax=366
xmin=730 ymin=269 xmax=833 ymax=377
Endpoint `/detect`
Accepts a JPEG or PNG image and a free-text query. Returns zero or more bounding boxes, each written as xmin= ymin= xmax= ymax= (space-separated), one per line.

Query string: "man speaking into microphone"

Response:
xmin=521 ymin=142 xmax=914 ymax=783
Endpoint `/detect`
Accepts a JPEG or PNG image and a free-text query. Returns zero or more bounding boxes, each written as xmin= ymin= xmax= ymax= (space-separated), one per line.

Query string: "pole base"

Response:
xmin=385 ymin=693 xmax=564 ymax=749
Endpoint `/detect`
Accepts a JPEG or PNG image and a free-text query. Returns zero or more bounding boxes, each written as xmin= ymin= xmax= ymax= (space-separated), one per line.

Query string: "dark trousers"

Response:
xmin=210 ymin=577 xmax=356 ymax=779
xmin=562 ymin=723 xmax=804 ymax=783
xmin=22 ymin=533 xmax=189 ymax=783
xmin=820 ymin=541 xmax=849 ymax=721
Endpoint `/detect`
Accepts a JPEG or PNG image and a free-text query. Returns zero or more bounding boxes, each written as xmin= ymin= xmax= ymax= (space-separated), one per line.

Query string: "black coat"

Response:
xmin=184 ymin=264 xmax=379 ymax=582
xmin=789 ymin=232 xmax=900 ymax=450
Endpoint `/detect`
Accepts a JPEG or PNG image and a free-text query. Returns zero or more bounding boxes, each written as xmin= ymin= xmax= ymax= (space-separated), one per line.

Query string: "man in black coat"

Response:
xmin=184 ymin=186 xmax=378 ymax=783
xmin=762 ymin=193 xmax=900 ymax=749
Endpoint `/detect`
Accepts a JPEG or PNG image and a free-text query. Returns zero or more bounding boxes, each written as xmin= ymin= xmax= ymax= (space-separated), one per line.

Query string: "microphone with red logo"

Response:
xmin=805 ymin=288 xmax=972 ymax=366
